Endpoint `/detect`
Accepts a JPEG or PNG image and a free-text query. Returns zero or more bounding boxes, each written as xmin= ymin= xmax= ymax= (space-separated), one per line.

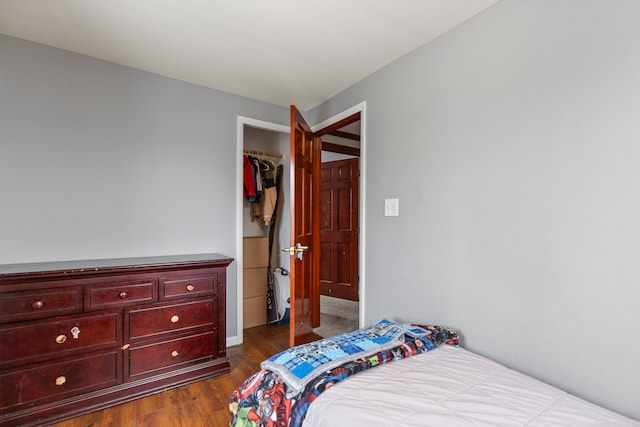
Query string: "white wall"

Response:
xmin=310 ymin=0 xmax=640 ymax=420
xmin=0 ymin=34 xmax=289 ymax=337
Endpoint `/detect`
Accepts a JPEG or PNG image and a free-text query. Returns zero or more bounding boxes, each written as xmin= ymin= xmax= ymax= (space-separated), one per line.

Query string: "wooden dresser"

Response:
xmin=0 ymin=253 xmax=233 ymax=427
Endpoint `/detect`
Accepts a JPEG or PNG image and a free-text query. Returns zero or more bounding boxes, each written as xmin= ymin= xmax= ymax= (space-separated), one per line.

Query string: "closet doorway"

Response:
xmin=241 ymin=125 xmax=290 ymax=331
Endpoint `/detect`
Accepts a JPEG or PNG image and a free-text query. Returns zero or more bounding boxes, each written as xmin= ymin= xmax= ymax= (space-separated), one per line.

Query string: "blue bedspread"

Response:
xmin=261 ymin=319 xmax=429 ymax=397
xmin=229 ymin=321 xmax=459 ymax=427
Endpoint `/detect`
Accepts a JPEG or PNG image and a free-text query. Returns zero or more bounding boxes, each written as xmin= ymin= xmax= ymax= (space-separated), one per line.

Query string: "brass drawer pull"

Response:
xmin=171 ymin=350 xmax=179 ymax=357
xmin=55 ymin=376 xmax=67 ymax=386
xmin=170 ymin=315 xmax=180 ymax=323
xmin=56 ymin=334 xmax=67 ymax=344
xmin=118 ymin=291 xmax=128 ymax=299
xmin=186 ymin=284 xmax=195 ymax=291
xmin=32 ymin=300 xmax=44 ymax=310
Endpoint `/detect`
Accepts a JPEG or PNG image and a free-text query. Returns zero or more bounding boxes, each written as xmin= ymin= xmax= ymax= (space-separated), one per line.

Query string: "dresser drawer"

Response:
xmin=126 ymin=331 xmax=216 ymax=380
xmin=0 ymin=286 xmax=82 ymax=323
xmin=0 ymin=310 xmax=120 ymax=368
xmin=159 ymin=273 xmax=217 ymax=301
xmin=127 ymin=299 xmax=215 ymax=341
xmin=0 ymin=350 xmax=121 ymax=411
xmin=85 ymin=279 xmax=157 ymax=310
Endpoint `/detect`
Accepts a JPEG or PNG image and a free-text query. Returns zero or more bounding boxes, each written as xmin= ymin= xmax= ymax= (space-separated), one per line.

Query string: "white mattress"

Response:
xmin=303 ymin=345 xmax=638 ymax=427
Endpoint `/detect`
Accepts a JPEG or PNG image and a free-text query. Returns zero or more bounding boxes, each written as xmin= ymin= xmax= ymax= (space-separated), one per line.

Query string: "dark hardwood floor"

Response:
xmin=49 ymin=324 xmax=293 ymax=427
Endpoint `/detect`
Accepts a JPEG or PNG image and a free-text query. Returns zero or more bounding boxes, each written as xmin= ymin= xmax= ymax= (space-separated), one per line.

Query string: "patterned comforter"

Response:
xmin=229 ymin=321 xmax=459 ymax=427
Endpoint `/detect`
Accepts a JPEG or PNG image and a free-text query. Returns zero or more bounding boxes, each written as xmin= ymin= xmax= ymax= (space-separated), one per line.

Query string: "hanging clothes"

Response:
xmin=261 ymin=159 xmax=276 ymax=188
xmin=243 ymin=156 xmax=256 ymax=201
xmin=266 ymin=164 xmax=284 ymax=323
xmin=244 ymin=155 xmax=280 ymax=225
xmin=261 ymin=159 xmax=277 ymax=225
xmin=262 ymin=187 xmax=277 ymax=226
xmin=250 ymin=198 xmax=263 ymax=222
xmin=250 ymin=157 xmax=262 ymax=202
xmin=245 ymin=155 xmax=264 ymax=222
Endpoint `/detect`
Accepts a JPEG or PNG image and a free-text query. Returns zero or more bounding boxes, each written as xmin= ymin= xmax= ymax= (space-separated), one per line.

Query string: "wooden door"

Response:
xmin=288 ymin=105 xmax=321 ymax=346
xmin=319 ymin=158 xmax=359 ymax=301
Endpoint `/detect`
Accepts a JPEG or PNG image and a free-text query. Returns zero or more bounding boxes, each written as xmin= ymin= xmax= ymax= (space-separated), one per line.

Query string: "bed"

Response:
xmin=229 ymin=320 xmax=638 ymax=427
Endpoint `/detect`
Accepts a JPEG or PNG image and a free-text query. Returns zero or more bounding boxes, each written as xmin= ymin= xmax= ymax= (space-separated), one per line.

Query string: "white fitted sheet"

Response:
xmin=304 ymin=345 xmax=638 ymax=427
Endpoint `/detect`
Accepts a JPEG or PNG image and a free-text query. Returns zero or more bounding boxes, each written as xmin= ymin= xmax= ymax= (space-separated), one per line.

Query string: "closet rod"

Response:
xmin=243 ymin=149 xmax=284 ymax=159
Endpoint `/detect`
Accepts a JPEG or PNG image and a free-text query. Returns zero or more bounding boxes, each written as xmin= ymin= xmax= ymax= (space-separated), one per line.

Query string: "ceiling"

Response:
xmin=0 ymin=0 xmax=497 ymax=110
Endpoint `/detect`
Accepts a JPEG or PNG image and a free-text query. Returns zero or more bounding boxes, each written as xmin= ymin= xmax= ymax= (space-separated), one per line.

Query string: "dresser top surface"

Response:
xmin=0 ymin=253 xmax=233 ymax=279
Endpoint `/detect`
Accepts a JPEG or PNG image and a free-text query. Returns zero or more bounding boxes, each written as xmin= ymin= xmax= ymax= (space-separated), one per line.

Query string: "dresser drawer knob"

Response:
xmin=171 ymin=350 xmax=179 ymax=357
xmin=32 ymin=300 xmax=44 ymax=310
xmin=55 ymin=376 xmax=67 ymax=386
xmin=119 ymin=291 xmax=128 ymax=299
xmin=170 ymin=315 xmax=180 ymax=323
xmin=186 ymin=284 xmax=195 ymax=291
xmin=56 ymin=334 xmax=67 ymax=344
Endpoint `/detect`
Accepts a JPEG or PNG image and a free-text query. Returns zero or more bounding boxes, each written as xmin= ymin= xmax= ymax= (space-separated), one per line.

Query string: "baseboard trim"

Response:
xmin=227 ymin=335 xmax=240 ymax=347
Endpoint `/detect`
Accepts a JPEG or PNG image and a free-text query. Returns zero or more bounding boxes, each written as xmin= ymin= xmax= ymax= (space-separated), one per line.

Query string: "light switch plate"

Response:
xmin=384 ymin=198 xmax=399 ymax=216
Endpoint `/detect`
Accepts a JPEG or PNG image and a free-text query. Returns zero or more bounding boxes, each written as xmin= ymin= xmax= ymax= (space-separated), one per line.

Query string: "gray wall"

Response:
xmin=0 ymin=34 xmax=288 ymax=337
xmin=311 ymin=0 xmax=640 ymax=420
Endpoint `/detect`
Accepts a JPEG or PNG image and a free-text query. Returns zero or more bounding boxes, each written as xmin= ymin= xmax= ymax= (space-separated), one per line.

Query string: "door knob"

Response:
xmin=282 ymin=243 xmax=308 ymax=260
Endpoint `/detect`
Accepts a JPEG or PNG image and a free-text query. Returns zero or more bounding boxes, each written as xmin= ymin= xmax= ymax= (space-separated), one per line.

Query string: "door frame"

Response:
xmin=233 ymin=101 xmax=366 ymax=346
xmin=312 ymin=102 xmax=366 ymax=333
